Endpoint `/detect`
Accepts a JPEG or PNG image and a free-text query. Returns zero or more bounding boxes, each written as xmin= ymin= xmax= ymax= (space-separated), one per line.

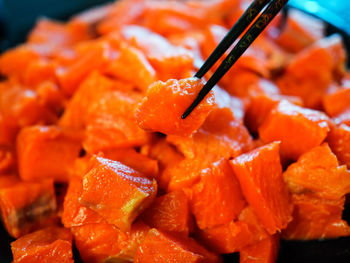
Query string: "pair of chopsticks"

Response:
xmin=182 ymin=0 xmax=289 ymax=119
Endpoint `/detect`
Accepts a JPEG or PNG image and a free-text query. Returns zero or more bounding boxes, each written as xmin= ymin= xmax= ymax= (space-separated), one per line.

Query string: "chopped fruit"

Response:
xmin=230 ymin=142 xmax=293 ymax=234
xmin=59 ymin=71 xmax=122 ymax=129
xmin=134 ymin=229 xmax=221 ymax=263
xmin=190 ymin=159 xmax=245 ymax=229
xmin=327 ymin=124 xmax=350 ymax=168
xmin=80 ymin=156 xmax=157 ymax=231
xmin=259 ymin=100 xmax=330 ymax=160
xmin=167 ymin=107 xmax=253 ymax=161
xmin=277 ymin=35 xmax=346 ymax=109
xmin=245 ymin=94 xmax=303 ymax=133
xmin=121 ymin=25 xmax=194 ymax=80
xmin=105 ymin=43 xmax=156 ymax=92
xmin=101 ymin=148 xmax=159 ymax=178
xmin=323 ymin=88 xmax=350 ymax=125
xmin=17 ymin=125 xmax=82 ymax=182
xmin=282 ymin=194 xmax=350 ymax=240
xmin=142 ymin=190 xmax=191 ymax=235
xmin=136 ymin=78 xmax=215 ymax=137
xmin=283 ymin=144 xmax=350 ymax=200
xmin=196 ymin=221 xmax=256 ymax=254
xmin=0 ymin=179 xmax=57 ymax=238
xmin=83 ymin=89 xmax=150 ymax=152
xmin=62 ymin=177 xmax=105 ymax=228
xmin=72 ymin=221 xmax=150 ymax=263
xmin=11 ymin=227 xmax=73 ymax=263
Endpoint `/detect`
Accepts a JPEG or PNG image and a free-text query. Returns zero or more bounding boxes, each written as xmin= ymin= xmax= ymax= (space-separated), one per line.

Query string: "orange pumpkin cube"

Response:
xmin=101 ymin=148 xmax=159 ymax=178
xmin=17 ymin=125 xmax=82 ymax=182
xmin=277 ymin=35 xmax=345 ymax=109
xmin=196 ymin=221 xmax=256 ymax=254
xmin=259 ymin=100 xmax=330 ymax=160
xmin=0 ymin=179 xmax=57 ymax=238
xmin=62 ymin=177 xmax=105 ymax=228
xmin=327 ymin=124 xmax=350 ymax=168
xmin=136 ymin=78 xmax=215 ymax=137
xmin=121 ymin=25 xmax=194 ymax=80
xmin=72 ymin=221 xmax=150 ymax=263
xmin=230 ymin=142 xmax=293 ymax=234
xmin=11 ymin=227 xmax=73 ymax=263
xmin=105 ymin=43 xmax=156 ymax=92
xmin=142 ymin=190 xmax=191 ymax=236
xmin=190 ymin=159 xmax=245 ymax=229
xmin=83 ymin=89 xmax=150 ymax=153
xmin=245 ymin=94 xmax=302 ymax=133
xmin=134 ymin=229 xmax=221 ymax=263
xmin=59 ymin=71 xmax=123 ymax=129
xmin=283 ymin=143 xmax=350 ymax=200
xmin=282 ymin=194 xmax=350 ymax=240
xmin=323 ymin=88 xmax=350 ymax=125
xmin=57 ymin=41 xmax=112 ymax=96
xmin=80 ymin=156 xmax=157 ymax=231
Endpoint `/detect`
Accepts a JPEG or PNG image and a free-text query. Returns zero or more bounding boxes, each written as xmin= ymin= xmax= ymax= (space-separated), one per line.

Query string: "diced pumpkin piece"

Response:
xmin=59 ymin=71 xmax=127 ymax=129
xmin=213 ymin=87 xmax=245 ymax=122
xmin=11 ymin=227 xmax=73 ymax=263
xmin=166 ymin=156 xmax=206 ymax=192
xmin=121 ymin=25 xmax=194 ymax=80
xmin=277 ymin=35 xmax=346 ymax=108
xmin=145 ymin=137 xmax=184 ymax=171
xmin=190 ymin=159 xmax=245 ymax=229
xmin=230 ymin=142 xmax=293 ymax=234
xmin=323 ymin=87 xmax=350 ymax=125
xmin=239 ymin=235 xmax=279 ymax=263
xmin=259 ymin=100 xmax=330 ymax=160
xmin=245 ymin=94 xmax=302 ymax=133
xmin=327 ymin=124 xmax=350 ymax=168
xmin=134 ymin=229 xmax=221 ymax=263
xmin=282 ymin=194 xmax=350 ymax=240
xmin=142 ymin=190 xmax=191 ymax=236
xmin=283 ymin=143 xmax=350 ymax=200
xmin=274 ymin=9 xmax=324 ymax=53
xmin=168 ymin=107 xmax=253 ymax=161
xmin=56 ymin=41 xmax=112 ymax=96
xmin=323 ymin=88 xmax=350 ymax=117
xmin=143 ymin=138 xmax=184 ymax=190
xmin=0 ymin=45 xmax=39 ymax=78
xmin=84 ymin=89 xmax=150 ymax=152
xmin=62 ymin=177 xmax=105 ymax=228
xmin=105 ymin=43 xmax=156 ymax=92
xmin=166 ymin=107 xmax=254 ymax=191
xmin=80 ymin=156 xmax=157 ymax=231
xmin=0 ymin=80 xmax=58 ymax=131
xmin=0 ymin=179 xmax=57 ymax=238
xmin=196 ymin=221 xmax=256 ymax=254
xmin=72 ymin=221 xmax=150 ymax=263
xmin=17 ymin=125 xmax=82 ymax=182
xmin=238 ymin=206 xmax=269 ymax=242
xmin=101 ymin=148 xmax=159 ymax=178
xmin=136 ymin=78 xmax=215 ymax=137
xmin=22 ymin=59 xmax=57 ymax=87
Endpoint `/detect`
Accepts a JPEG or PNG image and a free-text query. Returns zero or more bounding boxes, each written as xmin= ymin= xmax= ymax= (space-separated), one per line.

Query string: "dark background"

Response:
xmin=0 ymin=0 xmax=349 ymax=262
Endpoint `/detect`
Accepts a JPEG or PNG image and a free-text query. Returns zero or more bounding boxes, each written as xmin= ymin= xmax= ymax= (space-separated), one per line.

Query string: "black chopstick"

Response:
xmin=182 ymin=0 xmax=289 ymax=119
xmin=195 ymin=0 xmax=270 ymax=79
